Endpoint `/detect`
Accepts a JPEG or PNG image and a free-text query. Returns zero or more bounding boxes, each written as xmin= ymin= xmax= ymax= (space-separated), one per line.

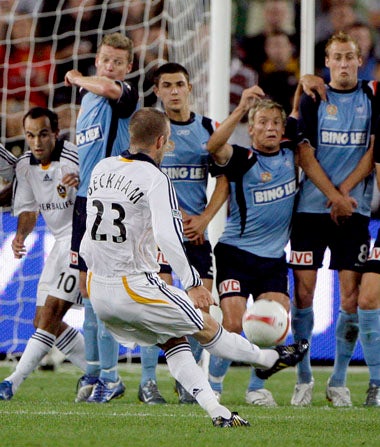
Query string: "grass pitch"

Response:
xmin=0 ymin=362 xmax=379 ymax=447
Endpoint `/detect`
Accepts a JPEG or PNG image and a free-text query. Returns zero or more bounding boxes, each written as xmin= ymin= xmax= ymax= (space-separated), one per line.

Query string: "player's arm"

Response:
xmin=64 ymin=69 xmax=122 ymax=100
xmin=183 ymin=175 xmax=229 ymax=242
xmin=207 ymin=85 xmax=265 ymax=165
xmin=11 ymin=211 xmax=37 ymax=259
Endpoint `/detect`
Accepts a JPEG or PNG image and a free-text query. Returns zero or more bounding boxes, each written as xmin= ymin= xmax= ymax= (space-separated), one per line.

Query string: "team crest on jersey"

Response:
xmin=56 ymin=184 xmax=67 ymax=199
xmin=261 ymin=172 xmax=272 ymax=182
xmin=326 ymin=104 xmax=338 ymax=116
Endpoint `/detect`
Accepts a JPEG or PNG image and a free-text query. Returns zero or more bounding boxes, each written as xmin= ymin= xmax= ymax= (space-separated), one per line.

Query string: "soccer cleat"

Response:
xmin=138 ymin=379 xmax=167 ymax=404
xmin=75 ymin=374 xmax=98 ymax=403
xmin=364 ymin=384 xmax=380 ymax=407
xmin=0 ymin=380 xmax=13 ymax=401
xmin=326 ymin=378 xmax=352 ymax=407
xmin=255 ymin=339 xmax=309 ymax=380
xmin=175 ymin=380 xmax=197 ymax=404
xmin=87 ymin=378 xmax=125 ymax=403
xmin=291 ymin=379 xmax=314 ymax=406
xmin=212 ymin=412 xmax=250 ymax=428
xmin=213 ymin=390 xmax=221 ymax=403
xmin=246 ymin=388 xmax=277 ymax=407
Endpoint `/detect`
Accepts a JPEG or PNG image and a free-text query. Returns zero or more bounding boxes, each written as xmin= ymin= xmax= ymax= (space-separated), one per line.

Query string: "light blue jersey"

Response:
xmin=211 ymin=145 xmax=297 ymax=258
xmin=160 ymin=113 xmax=216 ymax=241
xmin=76 ymin=81 xmax=138 ymax=197
xmin=297 ymin=81 xmax=378 ymax=216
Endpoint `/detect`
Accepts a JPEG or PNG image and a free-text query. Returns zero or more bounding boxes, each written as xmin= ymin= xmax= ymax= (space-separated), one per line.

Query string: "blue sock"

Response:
xmin=358 ymin=308 xmax=380 ymax=387
xmin=208 ymin=355 xmax=231 ymax=393
xmin=83 ymin=299 xmax=100 ymax=377
xmin=329 ymin=310 xmax=358 ymax=387
xmin=140 ymin=345 xmax=160 ymax=386
xmin=188 ymin=335 xmax=203 ymax=363
xmin=247 ymin=368 xmax=265 ymax=392
xmin=97 ymin=317 xmax=119 ymax=382
xmin=291 ymin=304 xmax=314 ymax=384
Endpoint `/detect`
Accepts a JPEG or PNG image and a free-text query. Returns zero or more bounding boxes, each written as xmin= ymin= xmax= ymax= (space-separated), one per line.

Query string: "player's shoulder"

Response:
xmin=60 ymin=140 xmax=79 ymax=165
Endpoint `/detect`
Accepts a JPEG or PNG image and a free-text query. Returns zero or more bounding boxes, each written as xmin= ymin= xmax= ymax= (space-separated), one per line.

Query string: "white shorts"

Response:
xmin=87 ymin=271 xmax=204 ymax=347
xmin=37 ymin=239 xmax=81 ymax=307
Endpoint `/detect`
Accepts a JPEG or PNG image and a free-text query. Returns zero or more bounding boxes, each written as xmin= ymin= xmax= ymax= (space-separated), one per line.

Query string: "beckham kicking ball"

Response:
xmin=242 ymin=299 xmax=290 ymax=347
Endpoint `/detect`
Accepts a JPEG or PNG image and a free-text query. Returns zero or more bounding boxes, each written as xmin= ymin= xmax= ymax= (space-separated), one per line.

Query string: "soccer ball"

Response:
xmin=242 ymin=299 xmax=290 ymax=347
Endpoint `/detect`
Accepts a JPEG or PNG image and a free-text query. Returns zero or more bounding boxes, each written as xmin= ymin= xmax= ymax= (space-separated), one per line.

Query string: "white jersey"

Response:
xmin=13 ymin=140 xmax=79 ymax=241
xmin=0 ymin=144 xmax=17 ymax=182
xmin=80 ymin=152 xmax=202 ymax=291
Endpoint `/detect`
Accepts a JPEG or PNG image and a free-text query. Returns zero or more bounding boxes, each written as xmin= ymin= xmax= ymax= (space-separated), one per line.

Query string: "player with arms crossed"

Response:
xmin=79 ymin=107 xmax=308 ymax=427
xmin=0 ymin=107 xmax=86 ymax=400
xmin=65 ymin=32 xmax=138 ymax=403
xmin=289 ymin=31 xmax=380 ymax=406
xmin=138 ymin=63 xmax=229 ymax=404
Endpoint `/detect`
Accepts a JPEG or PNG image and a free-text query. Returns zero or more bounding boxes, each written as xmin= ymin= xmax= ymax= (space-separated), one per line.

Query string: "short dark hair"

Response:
xmin=129 ymin=108 xmax=170 ymax=147
xmin=153 ymin=62 xmax=190 ymax=86
xmin=23 ymin=107 xmax=59 ymax=133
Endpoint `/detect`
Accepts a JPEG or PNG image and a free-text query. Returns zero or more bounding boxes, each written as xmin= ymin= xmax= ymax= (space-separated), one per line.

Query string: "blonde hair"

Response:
xmin=325 ymin=31 xmax=361 ymax=58
xmin=99 ymin=33 xmax=134 ymax=64
xmin=248 ymin=99 xmax=286 ymax=126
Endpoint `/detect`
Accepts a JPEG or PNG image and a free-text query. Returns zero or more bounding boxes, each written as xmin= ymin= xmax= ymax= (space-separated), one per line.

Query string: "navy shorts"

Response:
xmin=289 ymin=213 xmax=370 ymax=272
xmin=158 ymin=240 xmax=213 ymax=280
xmin=364 ymin=226 xmax=380 ymax=274
xmin=214 ymin=242 xmax=288 ymax=300
xmin=70 ymin=196 xmax=87 ymax=272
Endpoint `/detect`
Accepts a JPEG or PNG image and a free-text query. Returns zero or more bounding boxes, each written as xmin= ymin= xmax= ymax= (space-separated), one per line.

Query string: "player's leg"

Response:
xmin=357 ymin=271 xmax=380 ymax=406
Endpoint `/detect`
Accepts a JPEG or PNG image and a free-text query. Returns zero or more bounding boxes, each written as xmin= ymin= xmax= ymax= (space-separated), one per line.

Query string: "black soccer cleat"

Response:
xmin=212 ymin=412 xmax=250 ymax=428
xmin=255 ymin=339 xmax=309 ymax=380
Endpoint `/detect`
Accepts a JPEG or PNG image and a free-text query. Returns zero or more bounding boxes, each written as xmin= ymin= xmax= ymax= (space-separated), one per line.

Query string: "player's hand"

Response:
xmin=183 ymin=214 xmax=207 ymax=241
xmin=187 ymin=285 xmax=216 ymax=309
xmin=239 ymin=85 xmax=265 ymax=112
xmin=300 ymin=74 xmax=327 ymax=102
xmin=12 ymin=235 xmax=27 ymax=259
xmin=328 ymin=194 xmax=357 ymax=225
xmin=62 ymin=173 xmax=80 ymax=188
xmin=64 ymin=69 xmax=82 ymax=87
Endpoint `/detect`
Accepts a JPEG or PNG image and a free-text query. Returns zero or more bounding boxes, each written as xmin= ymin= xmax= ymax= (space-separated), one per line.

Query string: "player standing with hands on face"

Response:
xmin=289 ymin=31 xmax=380 ymax=407
xmin=65 ymin=33 xmax=138 ymax=403
xmin=79 ymin=107 xmax=308 ymax=427
xmin=0 ymin=107 xmax=86 ymax=400
xmin=138 ymin=63 xmax=229 ymax=405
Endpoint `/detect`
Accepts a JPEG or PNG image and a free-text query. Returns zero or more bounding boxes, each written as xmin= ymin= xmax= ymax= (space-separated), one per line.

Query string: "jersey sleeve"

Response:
xmin=374 ymin=115 xmax=380 ymax=164
xmin=110 ymin=81 xmax=139 ymax=118
xmin=297 ymin=92 xmax=320 ymax=147
xmin=209 ymin=145 xmax=257 ymax=181
xmin=148 ymin=172 xmax=202 ymax=290
xmin=0 ymin=144 xmax=16 ymax=182
xmin=13 ymin=157 xmax=38 ymax=216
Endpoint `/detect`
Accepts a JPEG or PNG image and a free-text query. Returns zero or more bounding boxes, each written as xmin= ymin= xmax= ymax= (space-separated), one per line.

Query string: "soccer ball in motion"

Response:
xmin=242 ymin=299 xmax=290 ymax=347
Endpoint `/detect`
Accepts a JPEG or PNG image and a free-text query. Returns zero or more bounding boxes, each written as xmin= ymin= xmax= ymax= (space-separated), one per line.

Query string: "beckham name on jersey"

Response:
xmin=87 ymin=172 xmax=144 ymax=204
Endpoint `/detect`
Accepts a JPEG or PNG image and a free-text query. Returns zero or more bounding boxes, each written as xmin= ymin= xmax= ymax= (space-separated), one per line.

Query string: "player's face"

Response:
xmin=325 ymin=41 xmax=362 ymax=90
xmin=95 ymin=45 xmax=132 ymax=81
xmin=24 ymin=116 xmax=58 ymax=165
xmin=154 ymin=73 xmax=192 ymax=114
xmin=249 ymin=108 xmax=284 ymax=152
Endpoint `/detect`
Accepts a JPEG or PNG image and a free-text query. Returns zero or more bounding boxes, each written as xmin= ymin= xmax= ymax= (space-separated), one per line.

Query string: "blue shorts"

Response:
xmin=158 ymin=240 xmax=213 ymax=280
xmin=214 ymin=242 xmax=288 ymax=300
xmin=289 ymin=213 xmax=370 ymax=272
xmin=364 ymin=227 xmax=380 ymax=274
xmin=70 ymin=196 xmax=87 ymax=272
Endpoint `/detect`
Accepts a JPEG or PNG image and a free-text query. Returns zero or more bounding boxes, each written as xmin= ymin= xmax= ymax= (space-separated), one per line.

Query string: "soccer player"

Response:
xmin=289 ymin=31 xmax=380 ymax=407
xmin=138 ymin=63 xmax=229 ymax=404
xmin=0 ymin=143 xmax=17 ymax=206
xmin=79 ymin=107 xmax=308 ymax=427
xmin=206 ymin=87 xmax=298 ymax=406
xmin=0 ymin=107 xmax=86 ymax=400
xmin=64 ymin=32 xmax=138 ymax=403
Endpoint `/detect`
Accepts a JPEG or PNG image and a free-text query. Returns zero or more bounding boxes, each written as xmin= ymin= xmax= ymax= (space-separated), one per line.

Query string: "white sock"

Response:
xmin=165 ymin=343 xmax=231 ymax=420
xmin=201 ymin=326 xmax=279 ymax=368
xmin=55 ymin=326 xmax=86 ymax=371
xmin=6 ymin=329 xmax=55 ymax=393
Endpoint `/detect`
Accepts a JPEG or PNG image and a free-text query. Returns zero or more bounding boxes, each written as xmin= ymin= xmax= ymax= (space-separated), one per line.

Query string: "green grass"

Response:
xmin=0 ymin=363 xmax=379 ymax=447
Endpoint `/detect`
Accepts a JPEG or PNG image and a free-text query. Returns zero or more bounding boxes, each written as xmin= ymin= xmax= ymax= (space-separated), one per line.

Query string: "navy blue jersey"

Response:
xmin=297 ymin=81 xmax=379 ymax=216
xmin=76 ymin=80 xmax=138 ymax=197
xmin=210 ymin=144 xmax=296 ymax=258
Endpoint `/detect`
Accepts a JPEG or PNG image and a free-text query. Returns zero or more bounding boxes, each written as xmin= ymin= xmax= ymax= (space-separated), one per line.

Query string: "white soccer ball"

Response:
xmin=242 ymin=299 xmax=290 ymax=347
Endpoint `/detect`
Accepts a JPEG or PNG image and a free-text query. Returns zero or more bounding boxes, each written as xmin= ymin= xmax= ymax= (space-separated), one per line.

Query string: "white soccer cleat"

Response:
xmin=291 ymin=379 xmax=314 ymax=406
xmin=246 ymin=388 xmax=277 ymax=407
xmin=326 ymin=378 xmax=352 ymax=407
